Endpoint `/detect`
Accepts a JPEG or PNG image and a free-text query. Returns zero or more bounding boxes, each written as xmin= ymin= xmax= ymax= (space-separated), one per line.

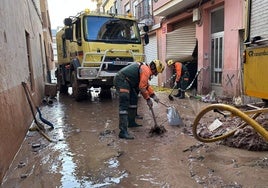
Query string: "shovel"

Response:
xmin=149 ymin=106 xmax=167 ymax=135
xmin=168 ymin=85 xmax=176 ymax=101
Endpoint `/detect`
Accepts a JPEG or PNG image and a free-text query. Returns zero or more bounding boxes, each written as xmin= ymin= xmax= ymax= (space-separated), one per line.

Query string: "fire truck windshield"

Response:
xmin=83 ymin=16 xmax=141 ymax=44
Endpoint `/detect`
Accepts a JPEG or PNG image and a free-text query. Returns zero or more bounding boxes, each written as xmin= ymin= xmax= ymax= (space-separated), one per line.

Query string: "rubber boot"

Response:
xmin=128 ymin=108 xmax=142 ymax=127
xmin=174 ymin=90 xmax=181 ymax=97
xmin=119 ymin=114 xmax=134 ymax=139
xmin=179 ymin=91 xmax=185 ymax=99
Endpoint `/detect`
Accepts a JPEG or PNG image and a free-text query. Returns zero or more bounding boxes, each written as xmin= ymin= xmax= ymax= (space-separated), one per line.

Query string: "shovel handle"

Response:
xmin=158 ymin=101 xmax=169 ymax=108
xmin=150 ymin=107 xmax=158 ymax=127
xmin=169 ymin=84 xmax=176 ymax=95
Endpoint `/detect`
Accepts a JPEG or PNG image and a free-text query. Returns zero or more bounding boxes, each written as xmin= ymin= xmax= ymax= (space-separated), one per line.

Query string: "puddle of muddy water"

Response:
xmin=1 ymin=91 xmax=128 ymax=188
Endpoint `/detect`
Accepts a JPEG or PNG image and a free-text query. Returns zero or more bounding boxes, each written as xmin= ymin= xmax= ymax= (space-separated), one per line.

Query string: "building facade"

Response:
xmin=103 ymin=0 xmax=161 ymax=85
xmin=154 ymin=0 xmax=245 ymax=97
xmin=102 ymin=0 xmax=246 ymax=97
xmin=0 ymin=0 xmax=52 ymax=183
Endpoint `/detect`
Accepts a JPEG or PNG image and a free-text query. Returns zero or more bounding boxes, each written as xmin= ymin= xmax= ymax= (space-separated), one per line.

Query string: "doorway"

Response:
xmin=210 ymin=7 xmax=224 ymax=95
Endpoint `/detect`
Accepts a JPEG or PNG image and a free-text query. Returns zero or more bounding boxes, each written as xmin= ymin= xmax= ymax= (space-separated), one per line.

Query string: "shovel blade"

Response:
xmin=168 ymin=95 xmax=174 ymax=101
xmin=167 ymin=106 xmax=183 ymax=126
xmin=149 ymin=125 xmax=167 ymax=135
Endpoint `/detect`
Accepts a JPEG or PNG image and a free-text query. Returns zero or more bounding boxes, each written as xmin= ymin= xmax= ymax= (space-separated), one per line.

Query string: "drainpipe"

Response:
xmin=244 ymin=0 xmax=252 ymax=43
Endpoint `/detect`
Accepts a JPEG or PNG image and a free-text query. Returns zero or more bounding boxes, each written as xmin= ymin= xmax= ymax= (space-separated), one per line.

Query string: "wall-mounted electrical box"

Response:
xmin=193 ymin=8 xmax=200 ymax=22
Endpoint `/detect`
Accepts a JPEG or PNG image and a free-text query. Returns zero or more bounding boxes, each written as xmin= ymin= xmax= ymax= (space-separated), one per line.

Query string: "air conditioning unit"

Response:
xmin=193 ymin=8 xmax=200 ymax=22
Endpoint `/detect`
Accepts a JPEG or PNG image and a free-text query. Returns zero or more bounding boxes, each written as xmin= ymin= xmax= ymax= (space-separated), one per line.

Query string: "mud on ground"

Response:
xmin=1 ymin=90 xmax=268 ymax=188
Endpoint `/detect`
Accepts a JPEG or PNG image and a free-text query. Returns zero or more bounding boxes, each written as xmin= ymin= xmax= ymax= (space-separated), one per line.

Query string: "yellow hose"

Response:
xmin=192 ymin=103 xmax=268 ymax=142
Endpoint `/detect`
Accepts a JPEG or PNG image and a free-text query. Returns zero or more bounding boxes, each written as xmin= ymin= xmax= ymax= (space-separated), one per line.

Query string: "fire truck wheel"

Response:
xmin=71 ymin=72 xmax=88 ymax=101
xmin=57 ymin=70 xmax=68 ymax=94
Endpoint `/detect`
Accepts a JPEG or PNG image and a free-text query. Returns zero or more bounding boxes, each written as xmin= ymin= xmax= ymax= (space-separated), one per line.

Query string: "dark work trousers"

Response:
xmin=176 ymin=73 xmax=189 ymax=92
xmin=113 ymin=73 xmax=138 ymax=117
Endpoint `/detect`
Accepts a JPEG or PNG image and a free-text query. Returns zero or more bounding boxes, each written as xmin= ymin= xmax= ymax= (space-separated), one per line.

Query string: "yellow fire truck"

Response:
xmin=56 ymin=9 xmax=148 ymax=101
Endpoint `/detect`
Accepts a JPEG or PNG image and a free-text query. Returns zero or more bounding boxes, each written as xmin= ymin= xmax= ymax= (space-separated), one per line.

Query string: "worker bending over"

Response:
xmin=113 ymin=60 xmax=165 ymax=139
xmin=167 ymin=60 xmax=189 ymax=99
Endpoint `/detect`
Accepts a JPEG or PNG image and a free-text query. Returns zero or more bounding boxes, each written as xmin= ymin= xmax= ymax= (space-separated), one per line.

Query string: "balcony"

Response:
xmin=135 ymin=0 xmax=153 ymax=23
xmin=154 ymin=0 xmax=198 ymax=17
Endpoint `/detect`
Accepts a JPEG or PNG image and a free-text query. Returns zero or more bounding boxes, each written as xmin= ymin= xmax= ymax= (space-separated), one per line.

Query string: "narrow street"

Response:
xmin=1 ymin=90 xmax=268 ymax=188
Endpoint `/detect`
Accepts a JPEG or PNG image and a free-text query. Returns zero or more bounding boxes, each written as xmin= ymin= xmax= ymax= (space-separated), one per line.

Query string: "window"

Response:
xmin=62 ymin=35 xmax=67 ymax=58
xmin=133 ymin=0 xmax=138 ymax=17
xmin=135 ymin=0 xmax=152 ymax=21
xmin=125 ymin=3 xmax=130 ymax=14
xmin=75 ymin=19 xmax=81 ymax=40
xmin=211 ymin=33 xmax=224 ymax=84
xmin=83 ymin=16 xmax=141 ymax=44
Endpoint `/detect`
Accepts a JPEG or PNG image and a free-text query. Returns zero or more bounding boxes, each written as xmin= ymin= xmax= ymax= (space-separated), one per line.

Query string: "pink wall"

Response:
xmin=196 ymin=7 xmax=211 ymax=94
xmin=157 ymin=27 xmax=167 ymax=85
xmin=222 ymin=0 xmax=244 ymax=96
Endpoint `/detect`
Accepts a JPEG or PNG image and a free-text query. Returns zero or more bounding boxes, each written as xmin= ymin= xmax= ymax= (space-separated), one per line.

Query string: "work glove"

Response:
xmin=151 ymin=94 xmax=159 ymax=103
xmin=146 ymin=98 xmax=153 ymax=108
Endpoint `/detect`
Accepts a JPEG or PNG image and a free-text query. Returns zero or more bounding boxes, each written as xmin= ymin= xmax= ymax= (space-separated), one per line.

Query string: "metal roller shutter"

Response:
xmin=250 ymin=1 xmax=268 ymax=39
xmin=144 ymin=34 xmax=158 ymax=86
xmin=166 ymin=23 xmax=196 ymax=62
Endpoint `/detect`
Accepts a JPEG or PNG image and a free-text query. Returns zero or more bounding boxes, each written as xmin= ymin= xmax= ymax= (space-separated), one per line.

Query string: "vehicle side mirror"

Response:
xmin=144 ymin=33 xmax=149 ymax=45
xmin=143 ymin=25 xmax=149 ymax=32
xmin=64 ymin=18 xmax=72 ymax=26
xmin=64 ymin=28 xmax=73 ymax=40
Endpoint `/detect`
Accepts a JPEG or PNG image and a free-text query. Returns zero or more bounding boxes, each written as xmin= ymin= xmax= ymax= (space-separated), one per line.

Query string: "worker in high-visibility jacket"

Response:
xmin=167 ymin=60 xmax=189 ymax=99
xmin=113 ymin=60 xmax=165 ymax=139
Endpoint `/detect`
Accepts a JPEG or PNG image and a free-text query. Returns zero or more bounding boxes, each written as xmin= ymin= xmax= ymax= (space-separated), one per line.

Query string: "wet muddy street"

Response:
xmin=2 ymin=90 xmax=268 ymax=188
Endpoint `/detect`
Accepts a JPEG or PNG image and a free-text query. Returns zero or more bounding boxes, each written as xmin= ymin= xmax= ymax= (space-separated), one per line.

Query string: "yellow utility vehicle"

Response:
xmin=56 ymin=9 xmax=148 ymax=101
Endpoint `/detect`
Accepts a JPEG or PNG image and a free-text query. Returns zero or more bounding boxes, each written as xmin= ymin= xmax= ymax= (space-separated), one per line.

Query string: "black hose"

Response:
xmin=22 ymin=82 xmax=54 ymax=129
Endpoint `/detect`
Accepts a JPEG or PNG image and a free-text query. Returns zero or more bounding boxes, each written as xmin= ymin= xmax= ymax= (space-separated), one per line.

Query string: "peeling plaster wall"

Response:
xmin=0 ymin=0 xmax=45 ymax=183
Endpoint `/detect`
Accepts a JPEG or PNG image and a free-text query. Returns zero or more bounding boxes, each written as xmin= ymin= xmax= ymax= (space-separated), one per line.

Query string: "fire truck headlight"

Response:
xmin=79 ymin=69 xmax=98 ymax=78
